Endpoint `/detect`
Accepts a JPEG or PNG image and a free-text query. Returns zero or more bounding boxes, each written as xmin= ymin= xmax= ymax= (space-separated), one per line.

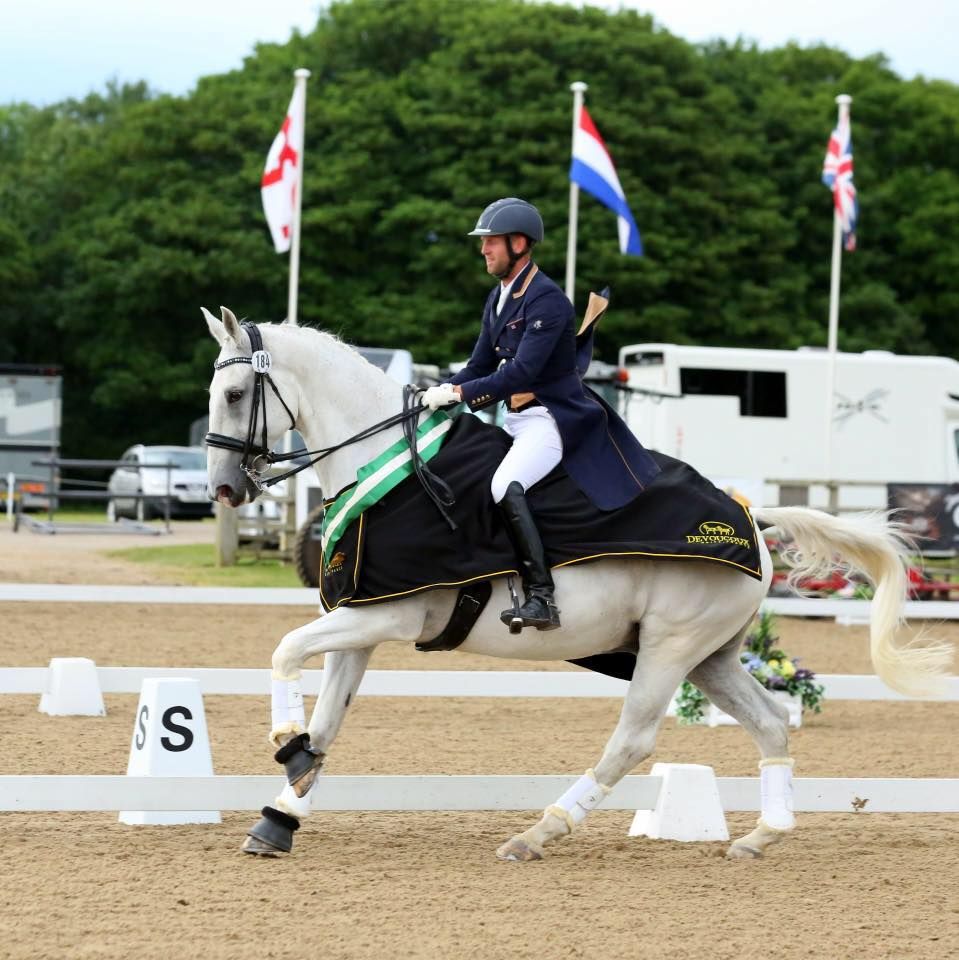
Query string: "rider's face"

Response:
xmin=480 ymin=235 xmax=509 ymax=278
xmin=480 ymin=234 xmax=526 ymax=280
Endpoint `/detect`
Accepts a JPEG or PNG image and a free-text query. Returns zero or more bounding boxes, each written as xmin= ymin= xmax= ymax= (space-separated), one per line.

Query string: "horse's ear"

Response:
xmin=201 ymin=306 xmax=242 ymax=348
xmin=202 ymin=306 xmax=232 ymax=347
xmin=219 ymin=306 xmax=243 ymax=342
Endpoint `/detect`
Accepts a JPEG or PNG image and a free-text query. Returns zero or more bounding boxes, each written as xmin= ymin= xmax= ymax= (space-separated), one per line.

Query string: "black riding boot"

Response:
xmin=498 ymin=481 xmax=561 ymax=631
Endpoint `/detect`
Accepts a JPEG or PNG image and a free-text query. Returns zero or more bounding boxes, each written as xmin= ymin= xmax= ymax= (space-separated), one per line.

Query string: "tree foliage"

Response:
xmin=1 ymin=0 xmax=957 ymax=457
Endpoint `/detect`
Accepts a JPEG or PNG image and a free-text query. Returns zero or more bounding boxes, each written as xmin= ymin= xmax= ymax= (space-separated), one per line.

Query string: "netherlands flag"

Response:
xmin=822 ymin=115 xmax=858 ymax=252
xmin=570 ymin=105 xmax=642 ymax=256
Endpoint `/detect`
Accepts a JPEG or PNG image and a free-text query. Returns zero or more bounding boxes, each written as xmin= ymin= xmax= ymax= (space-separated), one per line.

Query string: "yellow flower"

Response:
xmin=779 ymin=659 xmax=796 ymax=678
xmin=766 ymin=659 xmax=779 ymax=670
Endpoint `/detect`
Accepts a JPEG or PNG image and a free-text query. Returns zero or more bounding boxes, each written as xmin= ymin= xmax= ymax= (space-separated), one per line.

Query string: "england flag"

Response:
xmin=261 ymin=83 xmax=305 ymax=254
xmin=822 ymin=114 xmax=858 ymax=252
xmin=570 ymin=105 xmax=642 ymax=256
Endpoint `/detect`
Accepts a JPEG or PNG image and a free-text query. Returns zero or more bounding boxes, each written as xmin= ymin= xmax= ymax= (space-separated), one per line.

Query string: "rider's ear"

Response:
xmin=201 ymin=306 xmax=242 ymax=348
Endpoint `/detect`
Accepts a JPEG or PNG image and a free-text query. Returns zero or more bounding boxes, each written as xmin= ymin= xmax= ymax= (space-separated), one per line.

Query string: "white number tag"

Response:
xmin=251 ymin=350 xmax=272 ymax=373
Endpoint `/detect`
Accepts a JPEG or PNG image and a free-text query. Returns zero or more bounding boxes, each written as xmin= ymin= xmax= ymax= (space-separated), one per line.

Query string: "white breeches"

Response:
xmin=491 ymin=407 xmax=564 ymax=503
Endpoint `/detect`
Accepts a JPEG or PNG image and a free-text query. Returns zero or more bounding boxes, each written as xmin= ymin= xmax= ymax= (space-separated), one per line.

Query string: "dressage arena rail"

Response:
xmin=5 ymin=665 xmax=956 ymax=814
xmin=3 ymin=666 xmax=959 ymax=700
xmin=2 ymin=775 xmax=957 ymax=813
xmin=4 ymin=585 xmax=956 ymax=819
xmin=1 ymin=583 xmax=957 ymax=619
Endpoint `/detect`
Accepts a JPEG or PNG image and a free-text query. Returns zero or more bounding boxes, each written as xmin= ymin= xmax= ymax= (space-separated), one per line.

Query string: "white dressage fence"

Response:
xmin=3 ymin=663 xmax=957 ymax=825
xmin=3 ymin=663 xmax=958 ymax=701
xmin=1 ymin=582 xmax=957 ymax=619
xmin=2 ymin=774 xmax=957 ymax=813
xmin=3 ymin=577 xmax=955 ymax=824
xmin=2 ymin=662 xmax=955 ymax=823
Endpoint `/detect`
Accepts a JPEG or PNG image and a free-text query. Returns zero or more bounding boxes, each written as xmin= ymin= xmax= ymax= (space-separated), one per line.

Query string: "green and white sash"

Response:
xmin=321 ymin=410 xmax=453 ymax=559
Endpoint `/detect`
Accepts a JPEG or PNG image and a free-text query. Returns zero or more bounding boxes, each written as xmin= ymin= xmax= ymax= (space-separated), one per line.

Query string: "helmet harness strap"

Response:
xmin=499 ymin=233 xmax=533 ymax=279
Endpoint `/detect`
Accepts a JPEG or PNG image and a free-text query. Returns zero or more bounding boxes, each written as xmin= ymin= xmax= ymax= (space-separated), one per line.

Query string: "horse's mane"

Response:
xmin=263 ymin=321 xmax=391 ymax=381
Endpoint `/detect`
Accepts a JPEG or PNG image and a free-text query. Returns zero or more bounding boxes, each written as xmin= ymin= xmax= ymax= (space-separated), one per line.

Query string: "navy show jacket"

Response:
xmin=450 ymin=261 xmax=660 ymax=510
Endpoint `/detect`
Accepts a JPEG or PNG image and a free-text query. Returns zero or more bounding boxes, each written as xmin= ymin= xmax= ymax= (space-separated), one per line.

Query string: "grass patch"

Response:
xmin=22 ymin=507 xmax=111 ymax=524
xmin=105 ymin=542 xmax=302 ymax=588
xmin=19 ymin=506 xmax=216 ymax=526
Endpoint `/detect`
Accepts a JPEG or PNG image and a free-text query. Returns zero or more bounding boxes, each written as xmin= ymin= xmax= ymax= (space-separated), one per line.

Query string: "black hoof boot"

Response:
xmin=274 ymin=732 xmax=325 ymax=796
xmin=244 ymin=806 xmax=300 ymax=855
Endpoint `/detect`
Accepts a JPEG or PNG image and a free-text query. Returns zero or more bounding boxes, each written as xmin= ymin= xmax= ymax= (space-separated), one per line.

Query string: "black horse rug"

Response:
xmin=319 ymin=412 xmax=761 ymax=616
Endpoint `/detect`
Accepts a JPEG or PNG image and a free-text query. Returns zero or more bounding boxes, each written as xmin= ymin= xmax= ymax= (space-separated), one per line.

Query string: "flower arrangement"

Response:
xmin=674 ymin=610 xmax=825 ymax=724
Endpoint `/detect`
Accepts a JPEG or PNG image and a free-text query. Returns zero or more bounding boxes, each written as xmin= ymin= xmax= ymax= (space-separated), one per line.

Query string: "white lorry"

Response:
xmin=0 ymin=364 xmax=62 ymax=509
xmin=617 ymin=343 xmax=959 ymax=511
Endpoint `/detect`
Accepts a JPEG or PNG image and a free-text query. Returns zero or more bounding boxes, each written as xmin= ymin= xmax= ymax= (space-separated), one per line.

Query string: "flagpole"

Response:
xmin=823 ymin=93 xmax=852 ymax=506
xmin=565 ymin=81 xmax=587 ymax=305
xmin=286 ymin=67 xmax=311 ymax=326
xmin=279 ymin=69 xmax=310 ymax=553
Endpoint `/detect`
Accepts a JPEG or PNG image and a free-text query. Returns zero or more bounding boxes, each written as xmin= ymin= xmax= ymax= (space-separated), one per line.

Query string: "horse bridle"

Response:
xmin=204 ymin=323 xmax=456 ymax=528
xmin=204 ymin=324 xmax=297 ymax=490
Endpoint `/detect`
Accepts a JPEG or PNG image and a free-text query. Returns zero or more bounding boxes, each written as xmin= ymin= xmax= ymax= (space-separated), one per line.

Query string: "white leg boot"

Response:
xmin=727 ymin=757 xmax=795 ymax=859
xmin=497 ymin=769 xmax=611 ymax=861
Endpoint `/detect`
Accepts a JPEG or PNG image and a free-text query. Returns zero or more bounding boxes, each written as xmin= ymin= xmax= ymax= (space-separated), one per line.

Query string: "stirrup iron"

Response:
xmin=504 ymin=574 xmax=523 ymax=634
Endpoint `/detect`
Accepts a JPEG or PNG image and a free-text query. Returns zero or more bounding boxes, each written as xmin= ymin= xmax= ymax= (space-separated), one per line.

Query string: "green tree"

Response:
xmin=1 ymin=0 xmax=957 ymax=459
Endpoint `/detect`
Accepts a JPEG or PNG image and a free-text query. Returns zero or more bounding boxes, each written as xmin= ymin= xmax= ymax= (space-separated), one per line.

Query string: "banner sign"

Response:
xmin=887 ymin=483 xmax=959 ymax=554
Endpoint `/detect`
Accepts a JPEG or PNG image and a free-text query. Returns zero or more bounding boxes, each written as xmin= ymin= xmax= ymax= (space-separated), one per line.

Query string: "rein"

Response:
xmin=204 ymin=323 xmax=456 ymax=529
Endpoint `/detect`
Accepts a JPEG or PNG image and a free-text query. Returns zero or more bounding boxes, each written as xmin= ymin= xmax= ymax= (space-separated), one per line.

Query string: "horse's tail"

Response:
xmin=752 ymin=506 xmax=953 ymax=697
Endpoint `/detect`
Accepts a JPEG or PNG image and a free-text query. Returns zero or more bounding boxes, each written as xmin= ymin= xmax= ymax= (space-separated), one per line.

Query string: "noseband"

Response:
xmin=204 ymin=324 xmax=456 ymax=528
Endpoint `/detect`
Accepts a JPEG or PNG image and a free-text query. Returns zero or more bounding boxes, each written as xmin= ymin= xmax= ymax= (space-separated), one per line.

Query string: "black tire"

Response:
xmin=293 ymin=504 xmax=325 ymax=588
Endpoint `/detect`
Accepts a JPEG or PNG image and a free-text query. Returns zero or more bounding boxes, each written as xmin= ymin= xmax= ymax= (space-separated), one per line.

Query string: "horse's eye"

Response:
xmin=226 ymin=389 xmax=243 ymax=404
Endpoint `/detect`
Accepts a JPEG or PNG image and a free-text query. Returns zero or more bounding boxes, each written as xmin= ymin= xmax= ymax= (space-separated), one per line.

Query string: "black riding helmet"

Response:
xmin=468 ymin=198 xmax=544 ymax=277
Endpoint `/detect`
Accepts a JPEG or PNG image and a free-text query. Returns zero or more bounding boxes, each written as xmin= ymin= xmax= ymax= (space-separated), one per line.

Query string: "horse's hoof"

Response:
xmin=725 ymin=841 xmax=762 ymax=860
xmin=496 ymin=836 xmax=544 ymax=862
xmin=726 ymin=820 xmax=790 ymax=860
xmin=243 ymin=805 xmax=299 ymax=856
xmin=241 ymin=834 xmax=287 ymax=857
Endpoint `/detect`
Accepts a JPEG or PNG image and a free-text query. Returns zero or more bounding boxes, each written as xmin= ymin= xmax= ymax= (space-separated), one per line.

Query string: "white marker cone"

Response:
xmin=629 ymin=763 xmax=729 ymax=842
xmin=38 ymin=658 xmax=105 ymax=716
xmin=119 ymin=678 xmax=220 ymax=825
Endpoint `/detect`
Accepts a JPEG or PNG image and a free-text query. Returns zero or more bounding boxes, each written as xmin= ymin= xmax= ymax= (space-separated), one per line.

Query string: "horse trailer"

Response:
xmin=617 ymin=343 xmax=959 ymax=511
xmin=0 ymin=364 xmax=62 ymax=509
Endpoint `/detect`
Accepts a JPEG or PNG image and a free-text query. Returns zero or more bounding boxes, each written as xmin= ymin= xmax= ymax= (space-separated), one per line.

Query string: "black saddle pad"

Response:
xmin=320 ymin=413 xmax=761 ymax=611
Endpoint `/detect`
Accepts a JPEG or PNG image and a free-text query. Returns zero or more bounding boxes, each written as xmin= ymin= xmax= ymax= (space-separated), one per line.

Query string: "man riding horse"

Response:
xmin=422 ymin=198 xmax=661 ymax=632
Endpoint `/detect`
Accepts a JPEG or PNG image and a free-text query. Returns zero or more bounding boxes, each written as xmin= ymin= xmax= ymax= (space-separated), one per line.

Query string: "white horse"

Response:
xmin=202 ymin=306 xmax=951 ymax=861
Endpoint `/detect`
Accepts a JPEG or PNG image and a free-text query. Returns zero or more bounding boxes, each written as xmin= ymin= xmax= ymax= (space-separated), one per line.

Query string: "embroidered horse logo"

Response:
xmin=325 ymin=551 xmax=347 ymax=575
xmin=699 ymin=521 xmax=734 ymax=537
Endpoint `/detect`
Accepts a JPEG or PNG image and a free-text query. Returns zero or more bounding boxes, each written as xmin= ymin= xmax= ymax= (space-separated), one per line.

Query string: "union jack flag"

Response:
xmin=822 ymin=115 xmax=858 ymax=251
